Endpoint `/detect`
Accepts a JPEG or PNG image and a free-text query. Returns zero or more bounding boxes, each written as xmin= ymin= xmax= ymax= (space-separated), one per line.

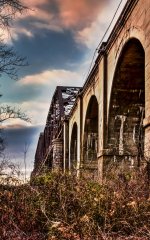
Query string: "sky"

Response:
xmin=1 ymin=0 xmax=127 ymax=179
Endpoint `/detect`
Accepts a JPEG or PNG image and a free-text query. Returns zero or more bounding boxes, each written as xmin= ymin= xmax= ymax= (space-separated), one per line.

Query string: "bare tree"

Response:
xmin=0 ymin=0 xmax=27 ymax=29
xmin=0 ymin=105 xmax=30 ymax=123
xmin=23 ymin=142 xmax=30 ymax=183
xmin=0 ymin=0 xmax=29 ymax=177
xmin=0 ymin=129 xmax=4 ymax=155
xmin=0 ymin=41 xmax=28 ymax=80
xmin=0 ymin=0 xmax=28 ymax=80
xmin=0 ymin=105 xmax=31 ymax=156
xmin=0 ymin=1 xmax=28 ymax=80
xmin=0 ymin=0 xmax=29 ymax=125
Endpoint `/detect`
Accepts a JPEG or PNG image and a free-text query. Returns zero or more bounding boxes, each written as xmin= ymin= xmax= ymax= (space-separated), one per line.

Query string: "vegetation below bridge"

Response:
xmin=0 ymin=166 xmax=150 ymax=240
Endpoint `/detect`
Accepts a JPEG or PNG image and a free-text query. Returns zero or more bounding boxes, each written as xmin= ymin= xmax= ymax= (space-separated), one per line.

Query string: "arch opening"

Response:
xmin=83 ymin=95 xmax=98 ymax=162
xmin=70 ymin=122 xmax=78 ymax=169
xmin=108 ymin=38 xmax=145 ymax=166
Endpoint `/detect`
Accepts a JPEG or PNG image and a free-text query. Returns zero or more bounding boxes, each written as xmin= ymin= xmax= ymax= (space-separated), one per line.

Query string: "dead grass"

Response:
xmin=0 ymin=166 xmax=150 ymax=239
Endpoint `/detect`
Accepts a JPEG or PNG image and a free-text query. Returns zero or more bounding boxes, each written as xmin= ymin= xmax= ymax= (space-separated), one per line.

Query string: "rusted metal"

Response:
xmin=33 ymin=86 xmax=81 ymax=174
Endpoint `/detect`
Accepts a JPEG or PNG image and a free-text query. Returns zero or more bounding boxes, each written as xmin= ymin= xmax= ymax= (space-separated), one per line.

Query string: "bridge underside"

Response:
xmin=107 ymin=39 xmax=145 ymax=167
xmin=83 ymin=96 xmax=98 ymax=172
xmin=70 ymin=122 xmax=77 ymax=169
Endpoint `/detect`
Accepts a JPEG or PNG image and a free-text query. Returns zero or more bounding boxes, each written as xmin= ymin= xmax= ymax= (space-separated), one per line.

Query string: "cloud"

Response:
xmin=14 ymin=69 xmax=84 ymax=126
xmin=1 ymin=68 xmax=85 ymax=127
xmin=2 ymin=68 xmax=86 ymax=128
xmin=2 ymin=123 xmax=30 ymax=129
xmin=21 ymin=101 xmax=51 ymax=125
xmin=3 ymin=125 xmax=43 ymax=175
xmin=1 ymin=67 xmax=84 ymax=105
xmin=1 ymin=100 xmax=50 ymax=126
xmin=22 ymin=0 xmax=48 ymax=7
xmin=10 ymin=0 xmax=109 ymax=40
xmin=76 ymin=0 xmax=127 ymax=48
xmin=57 ymin=0 xmax=106 ymax=30
xmin=11 ymin=29 xmax=87 ymax=78
xmin=11 ymin=27 xmax=34 ymax=40
xmin=2 ymin=120 xmax=31 ymax=129
xmin=3 ymin=124 xmax=43 ymax=153
xmin=5 ymin=0 xmax=127 ymax=79
xmin=19 ymin=69 xmax=82 ymax=86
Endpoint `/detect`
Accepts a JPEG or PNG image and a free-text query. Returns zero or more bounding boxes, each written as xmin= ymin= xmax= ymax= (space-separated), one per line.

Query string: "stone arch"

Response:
xmin=83 ymin=95 xmax=98 ymax=162
xmin=70 ymin=122 xmax=78 ymax=169
xmin=114 ymin=28 xmax=145 ymax=70
xmin=108 ymin=38 xmax=145 ymax=166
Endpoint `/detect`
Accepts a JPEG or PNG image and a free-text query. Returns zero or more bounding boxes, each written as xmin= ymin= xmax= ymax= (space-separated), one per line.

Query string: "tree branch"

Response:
xmin=0 ymin=105 xmax=31 ymax=123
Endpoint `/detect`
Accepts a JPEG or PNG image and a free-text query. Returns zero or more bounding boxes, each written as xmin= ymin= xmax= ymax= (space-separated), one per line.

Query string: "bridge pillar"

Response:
xmin=52 ymin=138 xmax=63 ymax=170
xmin=144 ymin=118 xmax=150 ymax=158
xmin=144 ymin=13 xmax=150 ymax=158
xmin=97 ymin=155 xmax=104 ymax=183
xmin=63 ymin=120 xmax=69 ymax=172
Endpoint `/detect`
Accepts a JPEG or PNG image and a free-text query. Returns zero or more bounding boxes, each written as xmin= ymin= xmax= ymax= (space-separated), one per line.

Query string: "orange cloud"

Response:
xmin=9 ymin=0 xmax=120 ymax=50
xmin=22 ymin=0 xmax=48 ymax=7
xmin=13 ymin=0 xmax=107 ymax=35
xmin=57 ymin=0 xmax=106 ymax=29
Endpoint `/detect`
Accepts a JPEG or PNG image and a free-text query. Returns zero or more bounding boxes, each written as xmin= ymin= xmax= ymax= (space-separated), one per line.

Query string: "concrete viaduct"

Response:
xmin=33 ymin=0 xmax=150 ymax=179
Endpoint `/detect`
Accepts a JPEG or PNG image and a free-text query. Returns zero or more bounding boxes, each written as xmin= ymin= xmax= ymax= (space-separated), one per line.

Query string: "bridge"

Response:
xmin=33 ymin=0 xmax=150 ymax=179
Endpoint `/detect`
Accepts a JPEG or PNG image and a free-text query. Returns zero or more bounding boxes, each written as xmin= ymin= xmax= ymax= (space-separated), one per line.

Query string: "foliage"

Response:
xmin=0 ymin=167 xmax=150 ymax=240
